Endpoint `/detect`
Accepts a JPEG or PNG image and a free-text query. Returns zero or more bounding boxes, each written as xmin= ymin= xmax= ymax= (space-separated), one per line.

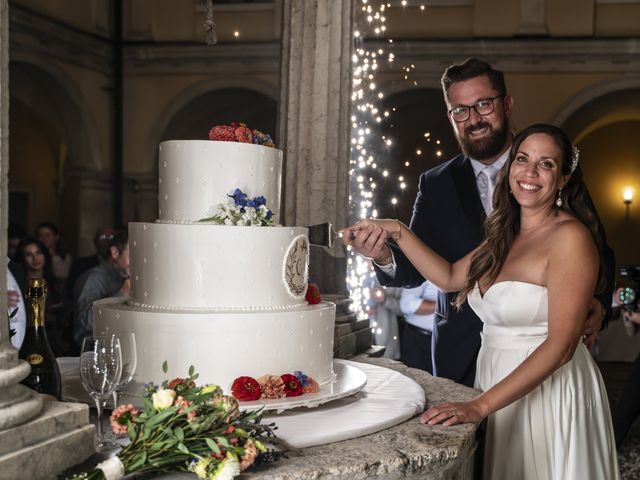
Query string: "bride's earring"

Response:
xmin=556 ymin=187 xmax=563 ymax=207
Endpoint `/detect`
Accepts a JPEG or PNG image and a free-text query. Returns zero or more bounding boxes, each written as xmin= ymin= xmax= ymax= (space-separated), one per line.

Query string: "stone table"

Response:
xmin=113 ymin=356 xmax=480 ymax=480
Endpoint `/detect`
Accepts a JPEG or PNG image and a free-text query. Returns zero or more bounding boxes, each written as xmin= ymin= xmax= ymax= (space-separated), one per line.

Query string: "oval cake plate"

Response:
xmin=238 ymin=359 xmax=367 ymax=414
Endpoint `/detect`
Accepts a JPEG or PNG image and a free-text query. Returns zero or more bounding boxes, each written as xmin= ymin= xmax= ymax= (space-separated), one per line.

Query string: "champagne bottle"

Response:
xmin=18 ymin=278 xmax=62 ymax=400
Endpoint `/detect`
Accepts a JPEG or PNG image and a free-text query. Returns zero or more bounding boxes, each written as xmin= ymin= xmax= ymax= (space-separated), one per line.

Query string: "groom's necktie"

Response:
xmin=478 ymin=166 xmax=498 ymax=215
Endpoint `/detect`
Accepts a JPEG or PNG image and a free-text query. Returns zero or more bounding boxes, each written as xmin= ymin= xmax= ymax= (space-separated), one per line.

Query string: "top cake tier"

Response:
xmin=158 ymin=140 xmax=283 ymax=223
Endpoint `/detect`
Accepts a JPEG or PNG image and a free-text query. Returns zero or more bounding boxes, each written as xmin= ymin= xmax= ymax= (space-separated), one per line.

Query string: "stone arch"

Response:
xmin=9 ymin=58 xmax=102 ymax=170
xmin=557 ymin=84 xmax=640 ymax=268
xmin=144 ymin=78 xmax=279 ymax=175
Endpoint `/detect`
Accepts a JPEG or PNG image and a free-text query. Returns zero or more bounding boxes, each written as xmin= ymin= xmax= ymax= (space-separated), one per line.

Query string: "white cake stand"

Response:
xmin=238 ymin=359 xmax=367 ymax=414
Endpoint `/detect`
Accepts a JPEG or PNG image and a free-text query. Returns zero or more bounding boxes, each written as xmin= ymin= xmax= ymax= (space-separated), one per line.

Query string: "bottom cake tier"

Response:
xmin=93 ymin=298 xmax=336 ymax=400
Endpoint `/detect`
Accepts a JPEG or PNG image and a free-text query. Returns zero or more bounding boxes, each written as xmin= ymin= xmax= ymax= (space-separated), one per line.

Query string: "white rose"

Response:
xmin=152 ymin=389 xmax=176 ymax=410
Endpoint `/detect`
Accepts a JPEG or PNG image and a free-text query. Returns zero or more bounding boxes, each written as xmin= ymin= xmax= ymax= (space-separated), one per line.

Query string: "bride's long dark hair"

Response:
xmin=453 ymin=123 xmax=606 ymax=308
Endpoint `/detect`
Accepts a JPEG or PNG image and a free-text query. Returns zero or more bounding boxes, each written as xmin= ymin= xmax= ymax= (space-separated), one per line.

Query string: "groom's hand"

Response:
xmin=342 ymin=222 xmax=392 ymax=265
xmin=582 ymin=298 xmax=604 ymax=351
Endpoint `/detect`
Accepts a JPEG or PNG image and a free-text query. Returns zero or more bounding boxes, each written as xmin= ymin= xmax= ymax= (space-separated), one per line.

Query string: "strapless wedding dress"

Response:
xmin=468 ymin=281 xmax=619 ymax=480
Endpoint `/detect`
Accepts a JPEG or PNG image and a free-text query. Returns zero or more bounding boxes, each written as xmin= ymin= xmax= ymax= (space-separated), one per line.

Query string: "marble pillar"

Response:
xmin=278 ymin=0 xmax=369 ymax=356
xmin=0 ymin=6 xmax=94 ymax=478
xmin=278 ymin=0 xmax=353 ymax=298
xmin=0 ymin=0 xmax=44 ymax=431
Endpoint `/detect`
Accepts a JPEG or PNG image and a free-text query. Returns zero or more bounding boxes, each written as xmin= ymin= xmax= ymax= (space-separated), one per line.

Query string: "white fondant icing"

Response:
xmin=158 ymin=140 xmax=283 ymax=223
xmin=94 ymin=298 xmax=336 ymax=395
xmin=129 ymin=222 xmax=309 ymax=309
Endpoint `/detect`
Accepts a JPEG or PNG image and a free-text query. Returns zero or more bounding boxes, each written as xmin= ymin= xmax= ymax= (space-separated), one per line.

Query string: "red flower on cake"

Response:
xmin=235 ymin=124 xmax=253 ymax=143
xmin=257 ymin=374 xmax=286 ymax=399
xmin=280 ymin=373 xmax=303 ymax=397
xmin=306 ymin=283 xmax=322 ymax=304
xmin=208 ymin=125 xmax=236 ymax=142
xmin=231 ymin=376 xmax=261 ymax=401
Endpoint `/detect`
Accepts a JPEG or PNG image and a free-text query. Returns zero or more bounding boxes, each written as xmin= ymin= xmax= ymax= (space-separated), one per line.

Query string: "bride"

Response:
xmin=342 ymin=124 xmax=619 ymax=479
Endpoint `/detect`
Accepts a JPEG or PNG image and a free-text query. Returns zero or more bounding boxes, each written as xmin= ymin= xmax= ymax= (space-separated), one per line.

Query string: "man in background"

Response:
xmin=73 ymin=230 xmax=130 ymax=350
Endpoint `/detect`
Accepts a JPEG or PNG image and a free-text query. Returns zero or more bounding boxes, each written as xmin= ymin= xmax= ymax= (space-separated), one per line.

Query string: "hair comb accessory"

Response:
xmin=570 ymin=146 xmax=580 ymax=174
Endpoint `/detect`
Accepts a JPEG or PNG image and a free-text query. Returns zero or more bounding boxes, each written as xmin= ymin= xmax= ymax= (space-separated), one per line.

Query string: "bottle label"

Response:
xmin=26 ymin=354 xmax=44 ymax=365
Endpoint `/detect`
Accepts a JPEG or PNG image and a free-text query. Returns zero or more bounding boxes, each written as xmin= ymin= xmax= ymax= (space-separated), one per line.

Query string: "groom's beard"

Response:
xmin=456 ymin=117 xmax=509 ymax=161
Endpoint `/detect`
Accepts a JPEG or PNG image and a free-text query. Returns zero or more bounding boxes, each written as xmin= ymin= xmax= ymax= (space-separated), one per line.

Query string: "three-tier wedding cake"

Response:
xmin=94 ymin=139 xmax=336 ymax=399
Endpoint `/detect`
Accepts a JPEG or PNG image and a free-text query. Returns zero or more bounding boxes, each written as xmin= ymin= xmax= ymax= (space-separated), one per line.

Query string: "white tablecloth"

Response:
xmin=58 ymin=358 xmax=425 ymax=449
xmin=263 ymin=360 xmax=425 ymax=448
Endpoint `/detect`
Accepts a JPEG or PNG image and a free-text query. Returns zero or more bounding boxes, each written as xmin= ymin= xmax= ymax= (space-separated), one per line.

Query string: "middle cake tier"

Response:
xmin=129 ymin=222 xmax=310 ymax=310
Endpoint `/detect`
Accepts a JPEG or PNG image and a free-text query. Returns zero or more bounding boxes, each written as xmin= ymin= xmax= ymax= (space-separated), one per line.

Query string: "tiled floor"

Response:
xmin=598 ymin=362 xmax=640 ymax=480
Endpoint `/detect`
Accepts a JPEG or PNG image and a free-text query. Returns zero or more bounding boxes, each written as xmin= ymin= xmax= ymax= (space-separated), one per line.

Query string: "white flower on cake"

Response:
xmin=200 ymin=188 xmax=275 ymax=226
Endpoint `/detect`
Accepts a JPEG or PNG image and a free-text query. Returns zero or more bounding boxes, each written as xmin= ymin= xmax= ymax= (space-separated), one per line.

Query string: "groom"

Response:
xmin=352 ymin=58 xmax=614 ymax=387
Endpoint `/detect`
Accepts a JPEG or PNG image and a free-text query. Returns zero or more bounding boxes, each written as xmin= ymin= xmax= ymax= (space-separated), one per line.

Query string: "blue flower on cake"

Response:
xmin=200 ymin=188 xmax=274 ymax=226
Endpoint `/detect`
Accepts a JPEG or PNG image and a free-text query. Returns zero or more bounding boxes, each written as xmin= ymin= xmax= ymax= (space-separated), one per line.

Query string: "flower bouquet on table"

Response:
xmin=199 ymin=188 xmax=275 ymax=226
xmin=66 ymin=363 xmax=277 ymax=480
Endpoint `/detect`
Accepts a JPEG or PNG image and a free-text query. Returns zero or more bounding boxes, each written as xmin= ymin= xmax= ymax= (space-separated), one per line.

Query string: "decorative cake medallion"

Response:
xmin=283 ymin=235 xmax=310 ymax=298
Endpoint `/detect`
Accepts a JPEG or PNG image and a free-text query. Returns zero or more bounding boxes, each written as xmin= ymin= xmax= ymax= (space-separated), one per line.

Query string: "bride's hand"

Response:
xmin=340 ymin=219 xmax=402 ymax=264
xmin=340 ymin=219 xmax=401 ymax=246
xmin=420 ymin=399 xmax=487 ymax=426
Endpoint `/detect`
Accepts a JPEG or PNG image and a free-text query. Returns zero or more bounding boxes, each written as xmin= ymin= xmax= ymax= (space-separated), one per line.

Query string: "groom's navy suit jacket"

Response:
xmin=376 ymin=153 xmax=616 ymax=388
xmin=376 ymin=154 xmax=485 ymax=387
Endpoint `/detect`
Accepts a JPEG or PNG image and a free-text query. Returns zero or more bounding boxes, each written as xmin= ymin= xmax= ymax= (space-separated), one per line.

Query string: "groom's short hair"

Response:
xmin=441 ymin=58 xmax=507 ymax=101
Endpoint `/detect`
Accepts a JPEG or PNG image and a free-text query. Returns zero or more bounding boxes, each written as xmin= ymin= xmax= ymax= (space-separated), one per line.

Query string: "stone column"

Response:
xmin=278 ymin=0 xmax=352 ymax=297
xmin=0 ymin=0 xmax=44 ymax=430
xmin=279 ymin=0 xmax=371 ymax=358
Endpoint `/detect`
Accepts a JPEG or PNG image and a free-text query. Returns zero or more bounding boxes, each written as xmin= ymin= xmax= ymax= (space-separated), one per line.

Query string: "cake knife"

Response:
xmin=307 ymin=223 xmax=349 ymax=248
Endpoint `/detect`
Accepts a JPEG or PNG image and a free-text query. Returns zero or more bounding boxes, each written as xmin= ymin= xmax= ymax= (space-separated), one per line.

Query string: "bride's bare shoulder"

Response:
xmin=548 ymin=215 xmax=596 ymax=253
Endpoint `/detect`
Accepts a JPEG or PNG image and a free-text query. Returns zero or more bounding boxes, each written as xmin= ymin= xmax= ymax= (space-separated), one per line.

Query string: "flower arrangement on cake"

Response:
xmin=66 ymin=363 xmax=277 ymax=480
xmin=208 ymin=122 xmax=276 ymax=148
xmin=199 ymin=188 xmax=275 ymax=226
xmin=231 ymin=371 xmax=320 ymax=402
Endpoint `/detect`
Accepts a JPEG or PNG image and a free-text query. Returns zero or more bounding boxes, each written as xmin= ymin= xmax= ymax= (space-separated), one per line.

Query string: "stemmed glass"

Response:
xmin=80 ymin=335 xmax=122 ymax=451
xmin=112 ymin=331 xmax=137 ymax=409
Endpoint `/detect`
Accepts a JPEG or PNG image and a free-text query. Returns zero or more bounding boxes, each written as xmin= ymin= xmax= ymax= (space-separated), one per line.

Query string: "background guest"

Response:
xmin=67 ymin=226 xmax=115 ymax=300
xmin=14 ymin=237 xmax=68 ymax=355
xmin=7 ymin=222 xmax=26 ymax=260
xmin=370 ymin=285 xmax=403 ymax=360
xmin=36 ymin=221 xmax=73 ymax=295
xmin=73 ymin=230 xmax=130 ymax=350
xmin=610 ymin=288 xmax=640 ymax=448
xmin=7 ymin=258 xmax=26 ymax=350
xmin=399 ymin=280 xmax=438 ymax=374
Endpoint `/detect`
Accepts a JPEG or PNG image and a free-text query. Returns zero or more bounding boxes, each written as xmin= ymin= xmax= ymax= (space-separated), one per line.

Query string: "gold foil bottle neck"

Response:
xmin=26 ymin=278 xmax=48 ymax=299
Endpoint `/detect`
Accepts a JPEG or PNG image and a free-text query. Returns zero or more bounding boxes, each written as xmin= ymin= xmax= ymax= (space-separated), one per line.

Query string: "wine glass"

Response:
xmin=112 ymin=331 xmax=137 ymax=409
xmin=80 ymin=335 xmax=122 ymax=451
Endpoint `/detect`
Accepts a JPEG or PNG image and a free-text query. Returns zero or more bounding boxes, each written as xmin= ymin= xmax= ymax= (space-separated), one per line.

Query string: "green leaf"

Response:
xmin=144 ymin=407 xmax=178 ymax=431
xmin=206 ymin=438 xmax=220 ymax=454
xmin=128 ymin=451 xmax=148 ymax=470
xmin=177 ymin=442 xmax=190 ymax=454
xmin=188 ymin=365 xmax=195 ymax=377
xmin=162 ymin=361 xmax=168 ymax=373
xmin=173 ymin=426 xmax=184 ymax=442
xmin=216 ymin=436 xmax=231 ymax=448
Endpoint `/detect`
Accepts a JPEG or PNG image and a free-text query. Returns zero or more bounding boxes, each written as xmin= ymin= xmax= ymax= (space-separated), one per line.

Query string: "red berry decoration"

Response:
xmin=281 ymin=374 xmax=303 ymax=397
xmin=208 ymin=125 xmax=236 ymax=142
xmin=305 ymin=283 xmax=321 ymax=305
xmin=235 ymin=125 xmax=253 ymax=143
xmin=231 ymin=376 xmax=261 ymax=401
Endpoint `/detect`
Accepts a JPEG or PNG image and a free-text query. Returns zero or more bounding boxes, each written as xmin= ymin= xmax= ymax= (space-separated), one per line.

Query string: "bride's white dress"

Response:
xmin=468 ymin=281 xmax=620 ymax=480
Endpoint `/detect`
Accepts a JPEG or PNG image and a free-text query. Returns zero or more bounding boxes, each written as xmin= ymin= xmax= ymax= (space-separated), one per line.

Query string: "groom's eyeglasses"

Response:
xmin=448 ymin=95 xmax=504 ymax=123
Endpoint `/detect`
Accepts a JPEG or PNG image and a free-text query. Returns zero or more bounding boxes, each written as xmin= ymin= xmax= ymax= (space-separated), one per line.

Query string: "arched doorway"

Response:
xmin=561 ymin=89 xmax=640 ymax=267
xmin=9 ymin=61 xmax=101 ymax=255
xmin=159 ymin=88 xmax=278 ymax=142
